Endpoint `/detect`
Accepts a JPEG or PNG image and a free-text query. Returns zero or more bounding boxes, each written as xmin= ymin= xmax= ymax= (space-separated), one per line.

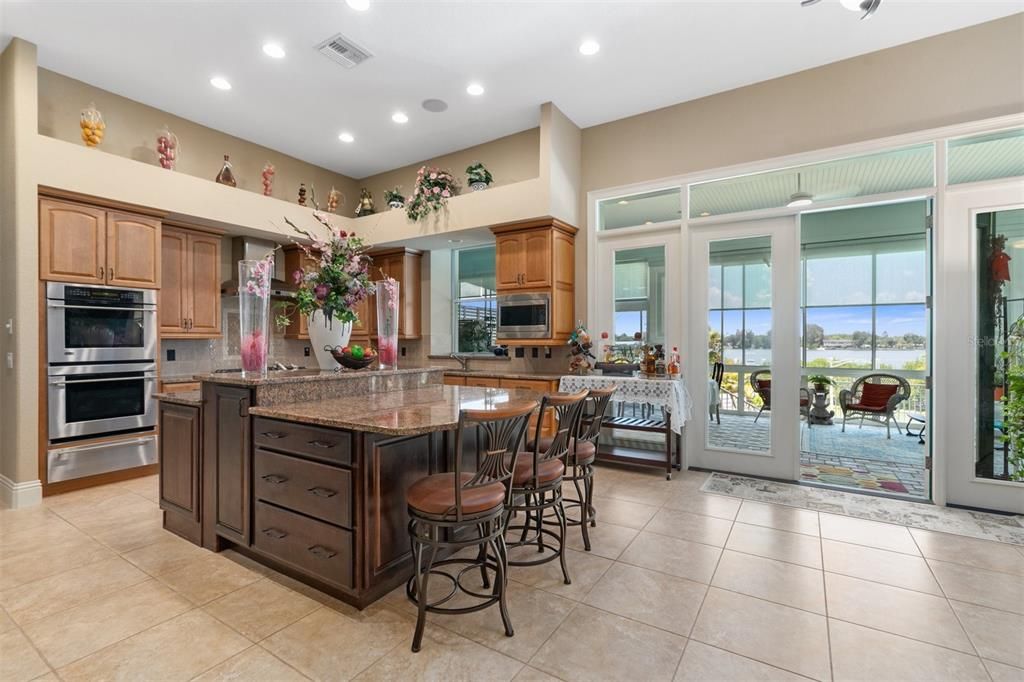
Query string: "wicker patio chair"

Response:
xmin=749 ymin=370 xmax=811 ymax=424
xmin=838 ymin=373 xmax=912 ymax=439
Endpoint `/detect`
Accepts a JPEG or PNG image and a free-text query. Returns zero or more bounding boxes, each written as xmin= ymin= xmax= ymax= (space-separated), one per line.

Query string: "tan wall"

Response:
xmin=37 ymin=69 xmax=360 ymax=211
xmin=540 ymin=103 xmax=582 ymax=226
xmin=356 ymin=128 xmax=539 ymax=213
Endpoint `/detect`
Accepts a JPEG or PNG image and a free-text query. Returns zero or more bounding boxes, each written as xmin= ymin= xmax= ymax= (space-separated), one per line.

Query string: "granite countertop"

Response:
xmin=193 ymin=365 xmax=444 ymax=387
xmin=153 ymin=390 xmax=202 ymax=406
xmin=160 ymin=374 xmax=199 ymax=384
xmin=248 ymin=385 xmax=543 ymax=436
xmin=443 ymin=370 xmax=567 ymax=382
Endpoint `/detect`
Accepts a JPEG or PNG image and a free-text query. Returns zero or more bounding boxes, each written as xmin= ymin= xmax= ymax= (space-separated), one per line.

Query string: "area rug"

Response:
xmin=700 ymin=471 xmax=1024 ymax=545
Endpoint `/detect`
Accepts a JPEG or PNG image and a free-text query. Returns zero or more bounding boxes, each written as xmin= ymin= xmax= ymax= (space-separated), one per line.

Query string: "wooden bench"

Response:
xmin=598 ymin=413 xmax=682 ymax=480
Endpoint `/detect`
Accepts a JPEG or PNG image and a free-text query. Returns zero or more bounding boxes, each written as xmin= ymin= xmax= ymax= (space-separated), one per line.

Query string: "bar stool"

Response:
xmin=560 ymin=387 xmax=616 ymax=551
xmin=505 ymin=389 xmax=589 ymax=584
xmin=404 ymin=400 xmax=537 ymax=653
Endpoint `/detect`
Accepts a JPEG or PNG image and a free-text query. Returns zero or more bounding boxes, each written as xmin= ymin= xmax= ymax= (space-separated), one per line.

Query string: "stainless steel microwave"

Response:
xmin=496 ymin=293 xmax=550 ymax=339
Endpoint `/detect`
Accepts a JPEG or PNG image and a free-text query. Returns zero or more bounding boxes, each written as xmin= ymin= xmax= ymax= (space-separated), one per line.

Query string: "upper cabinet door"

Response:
xmin=187 ymin=232 xmax=222 ymax=335
xmin=39 ymin=198 xmax=106 ymax=284
xmin=106 ymin=212 xmax=161 ymax=288
xmin=495 ymin=234 xmax=525 ymax=289
xmin=522 ymin=230 xmax=552 ymax=287
xmin=159 ymin=228 xmax=189 ymax=335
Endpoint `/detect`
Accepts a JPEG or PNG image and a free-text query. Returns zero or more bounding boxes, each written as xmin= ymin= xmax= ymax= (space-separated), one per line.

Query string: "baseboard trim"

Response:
xmin=0 ymin=474 xmax=43 ymax=509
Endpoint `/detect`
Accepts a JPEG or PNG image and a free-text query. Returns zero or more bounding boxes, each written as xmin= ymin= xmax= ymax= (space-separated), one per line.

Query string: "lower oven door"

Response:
xmin=48 ymin=366 xmax=158 ymax=440
xmin=47 ymin=434 xmax=158 ymax=483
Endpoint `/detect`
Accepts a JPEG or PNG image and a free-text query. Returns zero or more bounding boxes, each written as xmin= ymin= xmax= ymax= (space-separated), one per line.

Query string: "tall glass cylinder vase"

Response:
xmin=239 ymin=259 xmax=270 ymax=378
xmin=376 ymin=279 xmax=400 ymax=371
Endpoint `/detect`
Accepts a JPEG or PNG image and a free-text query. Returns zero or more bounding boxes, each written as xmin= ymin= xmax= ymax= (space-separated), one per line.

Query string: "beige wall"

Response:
xmin=540 ymin=103 xmax=582 ymax=226
xmin=356 ymin=128 xmax=539 ymax=213
xmin=37 ymin=69 xmax=360 ymax=211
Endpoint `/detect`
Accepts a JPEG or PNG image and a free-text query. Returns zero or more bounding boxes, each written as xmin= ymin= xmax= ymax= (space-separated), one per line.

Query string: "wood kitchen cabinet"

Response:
xmin=367 ymin=247 xmax=422 ymax=340
xmin=159 ymin=401 xmax=202 ymax=544
xmin=202 ymin=383 xmax=252 ymax=549
xmin=40 ymin=197 xmax=161 ymax=288
xmin=280 ymin=244 xmax=319 ymax=340
xmin=160 ymin=225 xmax=222 ymax=338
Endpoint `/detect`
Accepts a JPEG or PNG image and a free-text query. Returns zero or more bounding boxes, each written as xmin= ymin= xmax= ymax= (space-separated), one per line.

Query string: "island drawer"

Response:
xmin=254 ymin=448 xmax=353 ymax=528
xmin=253 ymin=501 xmax=354 ymax=589
xmin=253 ymin=417 xmax=352 ymax=466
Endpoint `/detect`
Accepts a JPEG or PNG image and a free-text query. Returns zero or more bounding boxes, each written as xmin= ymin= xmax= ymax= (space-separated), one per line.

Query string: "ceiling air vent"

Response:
xmin=316 ymin=33 xmax=373 ymax=68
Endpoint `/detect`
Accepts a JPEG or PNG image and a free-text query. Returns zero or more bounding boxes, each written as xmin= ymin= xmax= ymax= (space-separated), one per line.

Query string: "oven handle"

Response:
xmin=50 ymin=376 xmax=158 ymax=387
xmin=49 ymin=435 xmax=157 ymax=455
xmin=47 ymin=304 xmax=157 ymax=313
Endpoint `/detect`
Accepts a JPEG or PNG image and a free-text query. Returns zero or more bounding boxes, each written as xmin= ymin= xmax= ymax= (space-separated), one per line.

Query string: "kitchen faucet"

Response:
xmin=448 ymin=353 xmax=470 ymax=371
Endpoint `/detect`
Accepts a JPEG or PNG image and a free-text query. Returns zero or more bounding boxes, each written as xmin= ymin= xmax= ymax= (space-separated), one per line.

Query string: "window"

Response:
xmin=598 ymin=188 xmax=681 ymax=231
xmin=948 ymin=128 xmax=1024 ymax=185
xmin=452 ymin=246 xmax=496 ymax=353
xmin=614 ymin=246 xmax=666 ymax=344
xmin=707 ymin=236 xmax=772 ymax=369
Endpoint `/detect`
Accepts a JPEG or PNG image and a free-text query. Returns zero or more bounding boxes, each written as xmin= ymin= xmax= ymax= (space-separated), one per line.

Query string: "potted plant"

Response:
xmin=466 ymin=162 xmax=493 ymax=191
xmin=384 ymin=188 xmax=405 ymax=209
xmin=406 ymin=166 xmax=459 ymax=221
xmin=807 ymin=374 xmax=833 ymax=392
xmin=274 ymin=211 xmax=373 ymax=370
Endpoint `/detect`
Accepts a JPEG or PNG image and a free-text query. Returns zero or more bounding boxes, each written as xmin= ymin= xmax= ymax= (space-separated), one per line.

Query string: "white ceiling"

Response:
xmin=2 ymin=1 xmax=1020 ymax=178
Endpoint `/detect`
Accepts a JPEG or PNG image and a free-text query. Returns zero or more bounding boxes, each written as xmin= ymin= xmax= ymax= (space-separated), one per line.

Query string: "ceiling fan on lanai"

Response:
xmin=801 ymin=0 xmax=883 ymax=20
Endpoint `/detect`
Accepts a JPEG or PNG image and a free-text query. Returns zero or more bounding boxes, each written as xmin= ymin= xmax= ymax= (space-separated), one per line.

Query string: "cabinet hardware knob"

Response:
xmin=261 ymin=527 xmax=287 ymax=539
xmin=260 ymin=431 xmax=287 ymax=439
xmin=307 ymin=545 xmax=336 ymax=559
xmin=307 ymin=486 xmax=337 ymax=498
xmin=239 ymin=397 xmax=250 ymax=418
xmin=183 ymin=318 xmax=188 ymax=329
xmin=261 ymin=474 xmax=288 ymax=484
xmin=99 ymin=266 xmax=105 ymax=279
xmin=307 ymin=439 xmax=335 ymax=449
xmin=109 ymin=268 xmax=114 ymax=279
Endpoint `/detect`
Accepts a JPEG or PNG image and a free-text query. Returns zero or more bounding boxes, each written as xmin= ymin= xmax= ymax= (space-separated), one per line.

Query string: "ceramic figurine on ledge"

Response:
xmin=297 ymin=183 xmax=307 ymax=206
xmin=355 ymin=188 xmax=375 ymax=216
xmin=568 ymin=321 xmax=596 ymax=375
xmin=327 ymin=187 xmax=342 ymax=213
xmin=215 ymin=155 xmax=237 ymax=187
xmin=261 ymin=162 xmax=275 ymax=196
xmin=80 ymin=102 xmax=105 ymax=148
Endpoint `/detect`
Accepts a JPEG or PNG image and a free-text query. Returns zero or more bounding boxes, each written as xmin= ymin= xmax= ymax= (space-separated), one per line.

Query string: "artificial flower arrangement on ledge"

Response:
xmin=384 ymin=187 xmax=405 ymax=209
xmin=406 ymin=166 xmax=459 ymax=221
xmin=466 ymin=162 xmax=493 ymax=191
xmin=273 ymin=207 xmax=375 ymax=370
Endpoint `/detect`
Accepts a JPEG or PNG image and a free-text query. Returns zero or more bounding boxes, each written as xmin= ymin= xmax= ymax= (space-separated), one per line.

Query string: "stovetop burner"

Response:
xmin=212 ymin=363 xmax=305 ymax=374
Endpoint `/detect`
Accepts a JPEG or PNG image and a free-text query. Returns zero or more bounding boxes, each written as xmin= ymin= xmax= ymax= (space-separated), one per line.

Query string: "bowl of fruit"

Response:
xmin=326 ymin=343 xmax=377 ymax=370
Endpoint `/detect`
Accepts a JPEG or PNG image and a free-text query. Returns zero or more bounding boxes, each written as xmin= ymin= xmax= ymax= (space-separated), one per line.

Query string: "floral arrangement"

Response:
xmin=240 ymin=255 xmax=274 ymax=372
xmin=466 ymin=162 xmax=493 ymax=187
xmin=1005 ymin=316 xmax=1024 ymax=480
xmin=274 ymin=210 xmax=373 ymax=330
xmin=568 ymin=321 xmax=596 ymax=374
xmin=377 ymin=275 xmax=399 ymax=366
xmin=406 ymin=166 xmax=459 ymax=221
xmin=384 ymin=188 xmax=405 ymax=208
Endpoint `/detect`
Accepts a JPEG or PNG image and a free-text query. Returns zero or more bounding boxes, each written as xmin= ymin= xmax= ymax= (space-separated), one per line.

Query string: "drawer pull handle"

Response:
xmin=308 ymin=545 xmax=336 ymax=559
xmin=261 ymin=474 xmax=288 ymax=485
xmin=307 ymin=439 xmax=335 ymax=449
xmin=260 ymin=431 xmax=287 ymax=439
xmin=261 ymin=527 xmax=288 ymax=539
xmin=308 ymin=486 xmax=337 ymax=498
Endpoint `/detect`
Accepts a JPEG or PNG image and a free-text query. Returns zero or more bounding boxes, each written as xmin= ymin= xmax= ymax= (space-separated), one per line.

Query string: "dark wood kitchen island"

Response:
xmin=156 ymin=366 xmax=540 ymax=609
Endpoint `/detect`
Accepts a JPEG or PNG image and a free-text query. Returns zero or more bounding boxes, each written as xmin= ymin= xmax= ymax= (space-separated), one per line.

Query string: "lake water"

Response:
xmin=725 ymin=349 xmax=926 ymax=369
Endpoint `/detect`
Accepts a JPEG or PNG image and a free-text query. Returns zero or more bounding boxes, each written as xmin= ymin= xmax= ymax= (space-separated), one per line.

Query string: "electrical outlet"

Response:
xmin=401 ymin=346 xmax=407 ymax=357
xmin=515 ymin=347 xmax=525 ymax=358
xmin=304 ymin=346 xmax=310 ymax=357
xmin=544 ymin=347 xmax=552 ymax=359
xmin=531 ymin=347 xmax=538 ymax=358
xmin=166 ymin=349 xmax=176 ymax=362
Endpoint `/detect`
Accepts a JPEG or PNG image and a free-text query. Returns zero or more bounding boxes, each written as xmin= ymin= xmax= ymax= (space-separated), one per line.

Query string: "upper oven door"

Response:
xmin=48 ymin=363 xmax=158 ymax=440
xmin=497 ymin=293 xmax=550 ymax=338
xmin=47 ymin=283 xmax=157 ymax=365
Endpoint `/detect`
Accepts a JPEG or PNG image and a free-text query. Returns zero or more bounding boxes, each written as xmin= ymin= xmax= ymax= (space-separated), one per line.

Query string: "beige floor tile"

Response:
xmin=530 ymin=603 xmax=686 ymax=682
xmin=193 ymin=645 xmax=310 ymax=681
xmin=824 ymin=572 xmax=973 ymax=653
xmin=509 ymin=547 xmax=613 ymax=601
xmin=563 ymin=520 xmax=639 ymax=559
xmin=57 ymin=609 xmax=249 ymax=681
xmin=116 ymin=474 xmax=160 ymax=502
xmin=513 ymin=665 xmax=562 ymax=681
xmin=829 ymin=618 xmax=988 ymax=682
xmin=121 ymin=534 xmax=211 ymax=576
xmin=928 ymin=559 xmax=1024 ymax=615
xmin=30 ymin=673 xmax=59 ymax=682
xmin=662 ymin=492 xmax=741 ymax=520
xmin=157 ymin=552 xmax=262 ymax=605
xmin=584 ymin=562 xmax=707 ymax=635
xmin=950 ymin=600 xmax=1024 ymax=669
xmin=592 ymin=479 xmax=672 ymax=507
xmin=712 ymin=550 xmax=825 ymax=614
xmin=355 ymin=622 xmax=524 ymax=680
xmin=0 ymin=535 xmax=115 ymax=592
xmin=619 ymin=531 xmax=722 ymax=584
xmin=0 ymin=606 xmax=14 ymax=634
xmin=910 ymin=528 xmax=1024 ymax=576
xmin=53 ymin=492 xmax=158 ymax=528
xmin=0 ymin=505 xmax=63 ymax=536
xmin=204 ymin=578 xmax=323 ymax=642
xmin=42 ymin=485 xmax=136 ymax=517
xmin=591 ymin=496 xmax=659 ymax=529
xmin=674 ymin=640 xmax=809 ymax=681
xmin=822 ymin=539 xmax=942 ymax=595
xmin=690 ymin=588 xmax=830 ymax=681
xmin=725 ymin=523 xmax=822 ymax=569
xmin=736 ymin=501 xmax=820 ymax=536
xmin=263 ymin=607 xmax=409 ymax=680
xmin=0 ymin=517 xmax=91 ymax=559
xmin=88 ymin=514 xmax=170 ymax=554
xmin=0 ymin=628 xmax=51 ymax=682
xmin=1 ymin=555 xmax=148 ymax=626
xmin=983 ymin=659 xmax=1024 ymax=682
xmin=21 ymin=579 xmax=191 ymax=668
xmin=818 ymin=513 xmax=919 ymax=555
xmin=645 ymin=508 xmax=734 ymax=547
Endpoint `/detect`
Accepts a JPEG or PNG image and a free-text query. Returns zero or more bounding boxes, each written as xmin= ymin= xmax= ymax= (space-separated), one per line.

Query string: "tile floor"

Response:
xmin=1 ymin=468 xmax=1022 ymax=681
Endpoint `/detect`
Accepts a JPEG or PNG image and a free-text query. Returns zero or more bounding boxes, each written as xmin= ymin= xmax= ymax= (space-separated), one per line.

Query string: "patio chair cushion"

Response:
xmin=859 ymin=382 xmax=899 ymax=409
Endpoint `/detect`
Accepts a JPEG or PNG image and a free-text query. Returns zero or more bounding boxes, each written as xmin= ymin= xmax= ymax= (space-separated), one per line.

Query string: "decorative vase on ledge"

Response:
xmin=238 ymin=259 xmax=271 ymax=378
xmin=308 ymin=311 xmax=353 ymax=371
xmin=376 ymin=278 xmax=399 ymax=371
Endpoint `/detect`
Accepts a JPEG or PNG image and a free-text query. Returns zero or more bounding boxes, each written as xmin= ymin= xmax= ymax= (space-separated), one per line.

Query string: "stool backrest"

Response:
xmin=523 ymin=389 xmax=589 ymax=488
xmin=578 ymin=386 xmax=617 ymax=446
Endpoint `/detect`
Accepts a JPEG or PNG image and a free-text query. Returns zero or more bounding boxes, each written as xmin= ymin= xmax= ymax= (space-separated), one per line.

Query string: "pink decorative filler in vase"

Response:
xmin=376 ymin=277 xmax=399 ymax=370
xmin=239 ymin=257 xmax=272 ymax=378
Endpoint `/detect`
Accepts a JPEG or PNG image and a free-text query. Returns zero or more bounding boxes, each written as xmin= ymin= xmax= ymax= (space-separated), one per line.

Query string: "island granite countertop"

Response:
xmin=193 ymin=365 xmax=445 ymax=387
xmin=247 ymin=385 xmax=542 ymax=436
xmin=153 ymin=390 xmax=202 ymax=407
xmin=442 ymin=370 xmax=566 ymax=382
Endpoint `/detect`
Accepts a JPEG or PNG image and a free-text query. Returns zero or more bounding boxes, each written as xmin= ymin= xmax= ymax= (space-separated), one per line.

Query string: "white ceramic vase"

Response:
xmin=307 ymin=311 xmax=352 ymax=370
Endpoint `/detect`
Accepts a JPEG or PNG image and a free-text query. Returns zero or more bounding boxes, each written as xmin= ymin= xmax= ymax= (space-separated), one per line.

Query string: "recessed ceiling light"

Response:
xmin=839 ymin=0 xmax=865 ymax=11
xmin=448 ymin=239 xmax=464 ymax=244
xmin=422 ymin=99 xmax=448 ymax=113
xmin=346 ymin=0 xmax=370 ymax=10
xmin=1013 ymin=239 xmax=1024 ymax=250
xmin=579 ymin=39 xmax=600 ymax=56
xmin=209 ymin=76 xmax=232 ymax=91
xmin=391 ymin=111 xmax=409 ymax=124
xmin=645 ymin=220 xmax=653 ymax=225
xmin=700 ymin=211 xmax=711 ymax=217
xmin=617 ymin=200 xmax=629 ymax=205
xmin=338 ymin=132 xmax=354 ymax=143
xmin=262 ymin=42 xmax=286 ymax=59
xmin=466 ymin=83 xmax=485 ymax=96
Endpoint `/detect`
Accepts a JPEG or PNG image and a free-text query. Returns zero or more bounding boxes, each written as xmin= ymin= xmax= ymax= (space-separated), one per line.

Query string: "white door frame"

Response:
xmin=938 ymin=178 xmax=1024 ymax=514
xmin=686 ymin=216 xmax=801 ymax=480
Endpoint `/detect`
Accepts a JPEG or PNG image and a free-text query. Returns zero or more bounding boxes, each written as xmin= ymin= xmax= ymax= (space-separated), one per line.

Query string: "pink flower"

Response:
xmin=441 ymin=190 xmax=450 ymax=198
xmin=430 ymin=172 xmax=437 ymax=180
xmin=292 ymin=269 xmax=303 ymax=284
xmin=433 ymin=187 xmax=441 ymax=194
xmin=314 ymin=283 xmax=329 ymax=300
